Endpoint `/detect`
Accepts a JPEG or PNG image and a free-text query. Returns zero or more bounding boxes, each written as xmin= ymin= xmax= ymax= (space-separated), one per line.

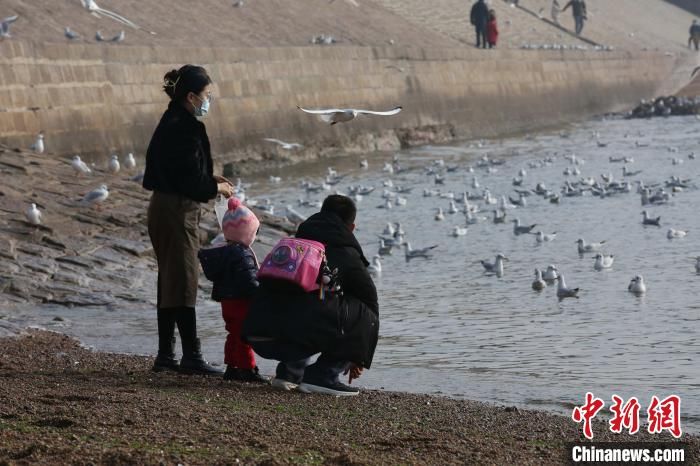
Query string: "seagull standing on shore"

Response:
xmin=30 ymin=132 xmax=45 ymax=154
xmin=1 ymin=15 xmax=18 ymax=39
xmin=81 ymin=185 xmax=109 ymax=209
xmin=65 ymin=27 xmax=80 ymax=40
xmin=108 ymin=155 xmax=120 ymax=174
xmin=124 ymin=153 xmax=136 ymax=170
xmin=297 ymin=105 xmax=402 ymax=125
xmin=628 ymin=275 xmax=646 ymax=295
xmin=71 ymin=155 xmax=92 ymax=175
xmin=25 ymin=203 xmax=42 ymax=226
xmin=111 ymin=30 xmax=125 ymax=42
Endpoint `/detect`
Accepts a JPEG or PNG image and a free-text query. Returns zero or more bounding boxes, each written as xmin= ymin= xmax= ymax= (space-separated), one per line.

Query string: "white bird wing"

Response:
xmin=297 ymin=106 xmax=344 ymax=115
xmin=2 ymin=15 xmax=18 ymax=26
xmin=355 ymin=106 xmax=402 ymax=116
xmin=263 ymin=138 xmax=285 ymax=145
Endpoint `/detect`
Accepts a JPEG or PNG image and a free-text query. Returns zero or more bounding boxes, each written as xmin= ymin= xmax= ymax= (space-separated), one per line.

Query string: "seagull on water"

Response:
xmin=25 ymin=203 xmax=42 ymax=226
xmin=593 ymin=253 xmax=614 ymax=271
xmin=360 ymin=159 xmax=368 ymax=169
xmin=71 ymin=155 xmax=92 ymax=175
xmin=30 ymin=132 xmax=45 ymax=154
xmin=81 ymin=185 xmax=109 ymax=209
xmin=403 ymin=242 xmax=437 ymax=262
xmin=263 ymin=138 xmax=303 ymax=150
xmin=452 ymin=226 xmax=468 ymax=237
xmin=694 ymin=257 xmax=700 ymax=273
xmin=297 ymin=105 xmax=402 ymax=125
xmin=512 ymin=218 xmax=536 ymax=236
xmin=628 ymin=275 xmax=646 ymax=295
xmin=1 ymin=15 xmax=18 ymax=39
xmin=641 ymin=211 xmax=660 ymax=226
xmin=367 ymin=256 xmax=382 ymax=276
xmin=480 ymin=254 xmax=508 ymax=277
xmin=576 ymin=238 xmax=606 ymax=254
xmin=543 ymin=265 xmax=559 ymax=281
xmin=382 ymin=222 xmax=395 ymax=236
xmin=667 ymin=229 xmax=688 ymax=239
xmin=556 ymin=274 xmax=579 ymax=300
xmin=435 ymin=208 xmax=445 ymax=221
xmin=532 ymin=268 xmax=546 ymax=291
xmin=285 ymin=205 xmax=306 ymax=224
xmin=535 ymin=231 xmax=557 ymax=243
xmin=378 ymin=239 xmax=393 ymax=256
xmin=108 ymin=154 xmax=120 ymax=174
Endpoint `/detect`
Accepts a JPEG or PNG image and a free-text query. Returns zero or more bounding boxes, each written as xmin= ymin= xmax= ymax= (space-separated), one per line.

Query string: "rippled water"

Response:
xmin=8 ymin=115 xmax=700 ymax=433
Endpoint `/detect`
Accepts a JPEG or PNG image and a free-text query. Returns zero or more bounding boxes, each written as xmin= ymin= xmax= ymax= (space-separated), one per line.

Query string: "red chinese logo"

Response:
xmin=647 ymin=395 xmax=682 ymax=438
xmin=572 ymin=393 xmax=683 ymax=439
xmin=609 ymin=395 xmax=640 ymax=435
xmin=572 ymin=392 xmax=605 ymax=440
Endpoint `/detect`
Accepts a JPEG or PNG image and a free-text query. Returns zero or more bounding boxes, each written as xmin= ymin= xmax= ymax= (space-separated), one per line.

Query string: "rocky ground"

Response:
xmin=0 ymin=144 xmax=292 ymax=311
xmin=0 ymin=330 xmax=696 ymax=465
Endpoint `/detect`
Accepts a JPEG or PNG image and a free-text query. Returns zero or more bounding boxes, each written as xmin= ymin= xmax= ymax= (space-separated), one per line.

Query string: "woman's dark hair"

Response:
xmin=322 ymin=195 xmax=357 ymax=226
xmin=163 ymin=65 xmax=212 ymax=101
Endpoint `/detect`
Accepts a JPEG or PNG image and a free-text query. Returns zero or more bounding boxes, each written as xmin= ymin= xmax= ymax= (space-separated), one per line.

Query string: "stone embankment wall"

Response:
xmin=0 ymin=40 xmax=690 ymax=168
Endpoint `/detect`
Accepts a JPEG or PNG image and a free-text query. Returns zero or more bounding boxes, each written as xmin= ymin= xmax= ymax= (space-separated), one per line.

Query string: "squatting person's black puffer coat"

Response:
xmin=242 ymin=211 xmax=379 ymax=368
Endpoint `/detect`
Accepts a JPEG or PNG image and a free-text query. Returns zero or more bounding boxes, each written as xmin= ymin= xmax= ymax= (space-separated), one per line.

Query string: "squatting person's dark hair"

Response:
xmin=322 ymin=195 xmax=357 ymax=226
xmin=162 ymin=65 xmax=212 ymax=102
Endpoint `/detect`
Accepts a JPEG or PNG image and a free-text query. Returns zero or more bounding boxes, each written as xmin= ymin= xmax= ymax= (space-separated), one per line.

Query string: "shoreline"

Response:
xmin=1 ymin=330 xmax=697 ymax=465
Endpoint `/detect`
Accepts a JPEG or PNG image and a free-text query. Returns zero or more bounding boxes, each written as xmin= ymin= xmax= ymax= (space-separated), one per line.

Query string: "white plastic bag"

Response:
xmin=214 ymin=195 xmax=228 ymax=230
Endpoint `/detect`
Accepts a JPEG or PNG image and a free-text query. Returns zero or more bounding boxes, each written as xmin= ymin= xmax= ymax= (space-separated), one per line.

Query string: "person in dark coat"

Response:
xmin=242 ymin=195 xmax=379 ymax=396
xmin=470 ymin=0 xmax=490 ymax=49
xmin=689 ymin=20 xmax=700 ymax=51
xmin=198 ymin=197 xmax=267 ymax=383
xmin=143 ymin=64 xmax=234 ymax=375
xmin=563 ymin=0 xmax=587 ymax=36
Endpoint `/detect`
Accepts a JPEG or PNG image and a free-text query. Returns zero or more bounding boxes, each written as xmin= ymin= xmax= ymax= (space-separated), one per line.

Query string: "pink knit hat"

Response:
xmin=222 ymin=197 xmax=260 ymax=246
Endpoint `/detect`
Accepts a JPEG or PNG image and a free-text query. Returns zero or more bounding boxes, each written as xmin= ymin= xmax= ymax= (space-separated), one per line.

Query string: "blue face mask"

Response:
xmin=193 ymin=94 xmax=211 ymax=117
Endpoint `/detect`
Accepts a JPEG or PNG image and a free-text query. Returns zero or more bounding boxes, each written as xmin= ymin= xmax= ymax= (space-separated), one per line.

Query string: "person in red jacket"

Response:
xmin=487 ymin=10 xmax=499 ymax=48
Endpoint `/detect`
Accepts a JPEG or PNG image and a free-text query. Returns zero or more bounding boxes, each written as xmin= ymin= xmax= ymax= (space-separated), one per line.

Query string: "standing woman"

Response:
xmin=143 ymin=64 xmax=233 ymax=375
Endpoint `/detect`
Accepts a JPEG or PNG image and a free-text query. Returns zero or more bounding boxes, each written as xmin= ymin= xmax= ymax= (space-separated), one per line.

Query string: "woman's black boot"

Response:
xmin=176 ymin=307 xmax=223 ymax=376
xmin=153 ymin=309 xmax=179 ymax=372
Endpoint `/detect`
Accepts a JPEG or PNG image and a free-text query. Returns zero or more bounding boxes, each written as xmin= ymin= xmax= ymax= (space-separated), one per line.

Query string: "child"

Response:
xmin=487 ymin=10 xmax=498 ymax=49
xmin=198 ymin=197 xmax=266 ymax=382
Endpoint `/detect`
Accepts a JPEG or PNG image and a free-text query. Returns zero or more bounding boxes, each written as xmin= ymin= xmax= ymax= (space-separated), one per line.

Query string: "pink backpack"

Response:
xmin=257 ymin=238 xmax=326 ymax=292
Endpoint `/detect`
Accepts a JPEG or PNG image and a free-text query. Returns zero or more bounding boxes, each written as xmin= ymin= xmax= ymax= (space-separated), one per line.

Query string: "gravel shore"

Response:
xmin=0 ymin=330 xmax=696 ymax=465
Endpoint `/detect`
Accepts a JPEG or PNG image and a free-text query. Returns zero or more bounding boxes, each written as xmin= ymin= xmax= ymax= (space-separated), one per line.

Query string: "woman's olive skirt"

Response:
xmin=147 ymin=191 xmax=202 ymax=309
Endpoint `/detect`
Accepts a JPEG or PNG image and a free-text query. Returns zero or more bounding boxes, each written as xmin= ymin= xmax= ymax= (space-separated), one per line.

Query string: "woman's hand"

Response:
xmin=344 ymin=363 xmax=364 ymax=384
xmin=214 ymin=175 xmax=233 ymax=186
xmin=217 ymin=182 xmax=233 ymax=198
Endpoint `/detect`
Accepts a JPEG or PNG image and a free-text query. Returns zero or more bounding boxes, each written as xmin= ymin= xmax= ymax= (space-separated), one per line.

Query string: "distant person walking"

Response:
xmin=689 ymin=19 xmax=700 ymax=51
xmin=563 ymin=0 xmax=587 ymax=36
xmin=487 ymin=10 xmax=499 ymax=48
xmin=470 ymin=0 xmax=490 ymax=49
xmin=551 ymin=0 xmax=561 ymax=24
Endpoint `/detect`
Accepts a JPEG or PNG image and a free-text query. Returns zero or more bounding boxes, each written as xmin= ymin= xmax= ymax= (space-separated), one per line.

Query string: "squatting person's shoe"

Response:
xmin=298 ymin=378 xmax=360 ymax=396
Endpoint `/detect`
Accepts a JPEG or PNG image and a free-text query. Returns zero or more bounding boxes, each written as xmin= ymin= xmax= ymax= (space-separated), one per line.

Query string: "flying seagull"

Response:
xmin=81 ymin=0 xmax=156 ymax=35
xmin=263 ymin=138 xmax=303 ymax=150
xmin=297 ymin=105 xmax=402 ymax=125
xmin=1 ymin=15 xmax=18 ymax=39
